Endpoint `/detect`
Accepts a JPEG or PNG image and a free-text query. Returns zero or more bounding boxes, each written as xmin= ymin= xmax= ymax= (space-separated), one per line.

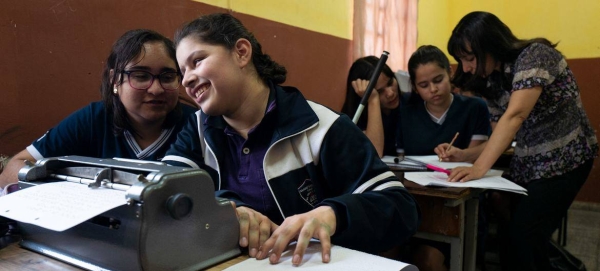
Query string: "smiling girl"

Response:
xmin=162 ymin=13 xmax=419 ymax=266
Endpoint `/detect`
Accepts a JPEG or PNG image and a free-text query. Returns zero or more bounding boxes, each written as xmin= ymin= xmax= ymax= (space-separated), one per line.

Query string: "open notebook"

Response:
xmin=405 ymin=171 xmax=527 ymax=195
xmin=384 ymin=155 xmax=527 ymax=195
xmin=225 ymin=240 xmax=417 ymax=271
xmin=383 ymin=155 xmax=504 ymax=176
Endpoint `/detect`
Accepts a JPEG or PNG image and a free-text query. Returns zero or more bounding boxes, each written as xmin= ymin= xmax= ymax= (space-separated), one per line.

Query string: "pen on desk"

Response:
xmin=398 ymin=156 xmax=450 ymax=174
xmin=426 ymin=164 xmax=451 ymax=175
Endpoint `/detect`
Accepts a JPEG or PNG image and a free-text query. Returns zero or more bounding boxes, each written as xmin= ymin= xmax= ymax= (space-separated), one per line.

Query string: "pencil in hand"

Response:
xmin=445 ymin=132 xmax=460 ymax=152
xmin=439 ymin=132 xmax=459 ymax=161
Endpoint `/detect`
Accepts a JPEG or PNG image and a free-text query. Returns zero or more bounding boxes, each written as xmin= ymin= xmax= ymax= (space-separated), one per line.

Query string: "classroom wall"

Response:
xmin=0 ymin=0 xmax=352 ymax=156
xmin=6 ymin=0 xmax=596 ymax=202
xmin=417 ymin=1 xmax=600 ymax=203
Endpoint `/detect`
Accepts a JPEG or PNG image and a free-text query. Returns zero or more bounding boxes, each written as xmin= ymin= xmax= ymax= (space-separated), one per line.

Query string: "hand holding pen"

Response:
xmin=435 ymin=132 xmax=460 ymax=162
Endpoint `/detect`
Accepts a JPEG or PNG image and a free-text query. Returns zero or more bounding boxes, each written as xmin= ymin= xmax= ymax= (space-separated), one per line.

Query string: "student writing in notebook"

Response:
xmin=440 ymin=11 xmax=598 ymax=271
xmin=0 ymin=29 xmax=196 ymax=195
xmin=397 ymin=45 xmax=490 ymax=157
xmin=341 ymin=56 xmax=410 ymax=157
xmin=162 ymin=13 xmax=419 ymax=266
xmin=400 ymin=45 xmax=491 ymax=271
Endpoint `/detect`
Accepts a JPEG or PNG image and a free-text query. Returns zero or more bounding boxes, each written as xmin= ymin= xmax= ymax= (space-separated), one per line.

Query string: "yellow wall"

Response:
xmin=195 ymin=0 xmax=353 ymax=40
xmin=417 ymin=0 xmax=600 ymax=60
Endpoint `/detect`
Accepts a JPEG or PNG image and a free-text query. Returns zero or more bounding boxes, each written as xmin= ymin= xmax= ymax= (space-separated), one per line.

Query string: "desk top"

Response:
xmin=0 ymin=243 xmax=249 ymax=271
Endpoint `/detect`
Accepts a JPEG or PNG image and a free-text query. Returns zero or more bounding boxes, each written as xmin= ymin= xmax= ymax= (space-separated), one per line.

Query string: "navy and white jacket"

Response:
xmin=163 ymin=85 xmax=420 ymax=253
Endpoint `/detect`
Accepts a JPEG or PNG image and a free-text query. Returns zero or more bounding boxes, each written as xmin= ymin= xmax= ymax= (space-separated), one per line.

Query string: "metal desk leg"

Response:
xmin=463 ymin=197 xmax=479 ymax=271
xmin=449 ymin=203 xmax=465 ymax=271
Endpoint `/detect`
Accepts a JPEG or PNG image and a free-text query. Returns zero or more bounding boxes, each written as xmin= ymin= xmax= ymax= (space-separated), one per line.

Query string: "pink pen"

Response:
xmin=426 ymin=164 xmax=451 ymax=175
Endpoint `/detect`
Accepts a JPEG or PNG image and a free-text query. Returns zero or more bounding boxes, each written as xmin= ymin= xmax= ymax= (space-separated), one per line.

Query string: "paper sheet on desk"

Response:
xmin=225 ymin=241 xmax=417 ymax=271
xmin=0 ymin=182 xmax=127 ymax=231
xmin=405 ymin=171 xmax=527 ymax=195
xmin=403 ymin=155 xmax=504 ymax=176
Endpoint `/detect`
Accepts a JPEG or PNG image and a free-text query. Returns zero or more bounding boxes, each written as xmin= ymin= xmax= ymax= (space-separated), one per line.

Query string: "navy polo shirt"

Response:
xmin=220 ymin=90 xmax=280 ymax=221
xmin=27 ymin=101 xmax=196 ymax=161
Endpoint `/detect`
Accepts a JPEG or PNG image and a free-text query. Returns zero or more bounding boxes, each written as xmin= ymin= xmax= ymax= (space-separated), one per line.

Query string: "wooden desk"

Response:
xmin=400 ymin=172 xmax=481 ymax=271
xmin=0 ymin=242 xmax=249 ymax=270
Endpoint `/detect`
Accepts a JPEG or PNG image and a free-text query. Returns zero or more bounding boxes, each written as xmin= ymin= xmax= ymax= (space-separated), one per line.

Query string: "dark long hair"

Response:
xmin=341 ymin=56 xmax=397 ymax=125
xmin=174 ymin=13 xmax=287 ymax=85
xmin=100 ymin=29 xmax=182 ymax=136
xmin=447 ymin=11 xmax=557 ymax=100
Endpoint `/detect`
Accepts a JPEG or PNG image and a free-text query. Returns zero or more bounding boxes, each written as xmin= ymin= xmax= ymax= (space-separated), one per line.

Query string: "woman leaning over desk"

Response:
xmin=437 ymin=11 xmax=598 ymax=271
xmin=0 ymin=29 xmax=196 ymax=194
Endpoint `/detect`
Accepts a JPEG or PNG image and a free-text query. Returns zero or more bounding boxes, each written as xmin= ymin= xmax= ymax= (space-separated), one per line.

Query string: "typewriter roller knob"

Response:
xmin=166 ymin=193 xmax=194 ymax=220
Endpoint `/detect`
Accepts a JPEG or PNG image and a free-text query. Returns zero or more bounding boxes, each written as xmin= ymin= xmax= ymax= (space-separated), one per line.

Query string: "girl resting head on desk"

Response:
xmin=396 ymin=45 xmax=491 ymax=157
xmin=441 ymin=11 xmax=598 ymax=270
xmin=342 ymin=56 xmax=408 ymax=157
xmin=0 ymin=29 xmax=197 ymax=194
xmin=162 ymin=13 xmax=420 ymax=266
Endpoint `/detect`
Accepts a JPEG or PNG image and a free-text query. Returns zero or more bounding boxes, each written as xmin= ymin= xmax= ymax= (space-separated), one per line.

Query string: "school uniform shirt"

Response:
xmin=163 ymin=84 xmax=420 ymax=254
xmin=397 ymin=93 xmax=491 ymax=155
xmin=487 ymin=43 xmax=598 ymax=184
xmin=27 ymin=101 xmax=197 ymax=161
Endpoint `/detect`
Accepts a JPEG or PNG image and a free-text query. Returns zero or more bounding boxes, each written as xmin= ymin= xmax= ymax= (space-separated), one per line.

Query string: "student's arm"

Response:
xmin=257 ymin=116 xmax=419 ymax=265
xmin=0 ymin=150 xmax=36 ymax=189
xmin=490 ymin=121 xmax=498 ymax=131
xmin=352 ymin=79 xmax=385 ymax=157
xmin=365 ymin=92 xmax=385 ymax=157
xmin=435 ymin=141 xmax=487 ymax=162
xmin=448 ymin=87 xmax=542 ymax=182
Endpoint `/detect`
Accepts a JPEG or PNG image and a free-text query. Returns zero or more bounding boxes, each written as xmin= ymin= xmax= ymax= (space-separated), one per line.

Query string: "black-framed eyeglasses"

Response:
xmin=121 ymin=70 xmax=181 ymax=91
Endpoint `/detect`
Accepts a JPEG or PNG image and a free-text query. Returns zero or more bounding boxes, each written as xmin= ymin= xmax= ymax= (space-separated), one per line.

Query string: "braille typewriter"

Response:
xmin=15 ymin=156 xmax=240 ymax=271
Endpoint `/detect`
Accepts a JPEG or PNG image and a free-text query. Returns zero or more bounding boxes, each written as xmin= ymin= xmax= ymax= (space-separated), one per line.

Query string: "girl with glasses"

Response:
xmin=0 ymin=29 xmax=196 ymax=194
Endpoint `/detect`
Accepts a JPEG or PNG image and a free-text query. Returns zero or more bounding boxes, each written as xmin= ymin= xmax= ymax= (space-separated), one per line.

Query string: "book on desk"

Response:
xmin=383 ymin=155 xmax=527 ymax=195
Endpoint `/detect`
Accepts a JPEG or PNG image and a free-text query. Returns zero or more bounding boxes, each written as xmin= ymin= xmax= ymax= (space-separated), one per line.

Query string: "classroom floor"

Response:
xmin=479 ymin=200 xmax=600 ymax=271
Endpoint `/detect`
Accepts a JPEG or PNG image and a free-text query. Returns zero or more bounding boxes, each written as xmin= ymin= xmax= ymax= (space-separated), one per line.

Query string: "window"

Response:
xmin=353 ymin=0 xmax=417 ymax=71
